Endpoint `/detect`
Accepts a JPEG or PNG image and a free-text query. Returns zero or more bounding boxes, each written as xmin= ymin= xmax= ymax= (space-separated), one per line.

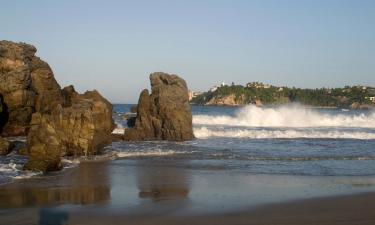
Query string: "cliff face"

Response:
xmin=124 ymin=72 xmax=194 ymax=141
xmin=0 ymin=41 xmax=64 ymax=136
xmin=1 ymin=40 xmax=114 ymax=172
xmin=205 ymin=94 xmax=254 ymax=106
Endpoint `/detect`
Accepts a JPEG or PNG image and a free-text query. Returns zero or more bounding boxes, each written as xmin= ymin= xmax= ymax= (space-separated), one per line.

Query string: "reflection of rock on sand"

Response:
xmin=0 ymin=162 xmax=111 ymax=208
xmin=137 ymin=163 xmax=190 ymax=201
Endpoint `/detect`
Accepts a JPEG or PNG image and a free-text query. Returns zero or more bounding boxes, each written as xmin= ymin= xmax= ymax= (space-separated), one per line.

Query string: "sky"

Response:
xmin=1 ymin=0 xmax=375 ymax=103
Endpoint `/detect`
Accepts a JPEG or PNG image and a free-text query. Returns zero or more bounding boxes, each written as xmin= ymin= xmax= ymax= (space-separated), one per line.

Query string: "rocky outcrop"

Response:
xmin=124 ymin=72 xmax=194 ymax=141
xmin=1 ymin=41 xmax=115 ymax=172
xmin=25 ymin=89 xmax=114 ymax=172
xmin=0 ymin=137 xmax=14 ymax=155
xmin=0 ymin=41 xmax=64 ymax=136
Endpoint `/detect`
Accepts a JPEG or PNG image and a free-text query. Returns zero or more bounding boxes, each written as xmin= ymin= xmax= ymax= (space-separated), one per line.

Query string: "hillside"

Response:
xmin=190 ymin=82 xmax=375 ymax=108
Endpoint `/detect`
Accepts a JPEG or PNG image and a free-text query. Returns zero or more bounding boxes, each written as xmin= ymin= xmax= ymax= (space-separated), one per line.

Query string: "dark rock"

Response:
xmin=25 ymin=90 xmax=114 ymax=172
xmin=126 ymin=116 xmax=136 ymax=128
xmin=0 ymin=137 xmax=14 ymax=155
xmin=124 ymin=72 xmax=194 ymax=141
xmin=0 ymin=93 xmax=9 ymax=134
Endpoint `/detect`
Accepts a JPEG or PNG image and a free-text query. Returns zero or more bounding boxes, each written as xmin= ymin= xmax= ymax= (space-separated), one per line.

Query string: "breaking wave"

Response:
xmin=115 ymin=149 xmax=191 ymax=158
xmin=193 ymin=105 xmax=375 ymax=128
xmin=194 ymin=127 xmax=375 ymax=139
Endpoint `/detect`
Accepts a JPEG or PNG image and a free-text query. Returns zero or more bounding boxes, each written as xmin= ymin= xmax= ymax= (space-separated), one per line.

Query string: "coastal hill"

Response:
xmin=190 ymin=82 xmax=375 ymax=109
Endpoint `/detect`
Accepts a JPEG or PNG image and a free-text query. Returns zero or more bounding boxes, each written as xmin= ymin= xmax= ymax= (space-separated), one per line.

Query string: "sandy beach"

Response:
xmin=66 ymin=192 xmax=375 ymax=225
xmin=1 ymin=159 xmax=375 ymax=225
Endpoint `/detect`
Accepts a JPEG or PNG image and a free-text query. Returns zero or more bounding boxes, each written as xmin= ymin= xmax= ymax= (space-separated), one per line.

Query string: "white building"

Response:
xmin=188 ymin=90 xmax=203 ymax=101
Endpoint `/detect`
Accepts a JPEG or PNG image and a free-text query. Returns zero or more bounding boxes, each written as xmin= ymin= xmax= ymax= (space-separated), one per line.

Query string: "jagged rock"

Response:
xmin=30 ymin=56 xmax=64 ymax=113
xmin=62 ymin=85 xmax=79 ymax=107
xmin=0 ymin=137 xmax=14 ymax=155
xmin=0 ymin=41 xmax=64 ymax=136
xmin=25 ymin=90 xmax=114 ymax=172
xmin=124 ymin=72 xmax=194 ymax=141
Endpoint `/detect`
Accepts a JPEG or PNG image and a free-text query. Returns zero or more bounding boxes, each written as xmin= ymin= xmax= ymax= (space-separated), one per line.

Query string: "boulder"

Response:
xmin=124 ymin=72 xmax=194 ymax=141
xmin=0 ymin=41 xmax=64 ymax=136
xmin=25 ymin=90 xmax=114 ymax=172
xmin=0 ymin=137 xmax=14 ymax=155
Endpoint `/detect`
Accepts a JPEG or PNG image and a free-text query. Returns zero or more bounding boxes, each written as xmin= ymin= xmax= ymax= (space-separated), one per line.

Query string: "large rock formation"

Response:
xmin=0 ymin=40 xmax=114 ymax=172
xmin=124 ymin=72 xmax=194 ymax=141
xmin=0 ymin=41 xmax=64 ymax=136
xmin=25 ymin=88 xmax=114 ymax=172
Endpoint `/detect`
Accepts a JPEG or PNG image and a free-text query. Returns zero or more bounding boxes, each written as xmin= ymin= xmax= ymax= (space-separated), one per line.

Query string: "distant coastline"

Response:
xmin=190 ymin=82 xmax=375 ymax=109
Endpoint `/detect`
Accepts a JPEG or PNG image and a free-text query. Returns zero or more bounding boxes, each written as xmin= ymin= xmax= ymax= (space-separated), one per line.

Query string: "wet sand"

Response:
xmin=66 ymin=192 xmax=375 ymax=225
xmin=1 ymin=160 xmax=375 ymax=225
xmin=2 ymin=192 xmax=374 ymax=225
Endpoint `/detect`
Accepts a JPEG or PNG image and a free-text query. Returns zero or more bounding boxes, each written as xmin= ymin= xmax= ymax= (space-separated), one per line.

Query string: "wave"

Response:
xmin=193 ymin=105 xmax=375 ymax=128
xmin=194 ymin=127 xmax=375 ymax=139
xmin=0 ymin=162 xmax=41 ymax=182
xmin=115 ymin=149 xmax=192 ymax=158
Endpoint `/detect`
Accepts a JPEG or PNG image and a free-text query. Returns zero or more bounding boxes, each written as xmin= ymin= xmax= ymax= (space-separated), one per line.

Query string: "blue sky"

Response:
xmin=1 ymin=0 xmax=375 ymax=103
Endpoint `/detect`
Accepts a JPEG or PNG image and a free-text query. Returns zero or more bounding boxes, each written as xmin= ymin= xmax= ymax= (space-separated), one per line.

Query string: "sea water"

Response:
xmin=1 ymin=104 xmax=375 ymax=217
xmin=110 ymin=104 xmax=375 ymax=176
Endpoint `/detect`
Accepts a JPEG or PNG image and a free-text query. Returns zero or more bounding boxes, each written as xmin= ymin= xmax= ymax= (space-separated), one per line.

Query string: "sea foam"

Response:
xmin=193 ymin=105 xmax=375 ymax=128
xmin=194 ymin=127 xmax=375 ymax=139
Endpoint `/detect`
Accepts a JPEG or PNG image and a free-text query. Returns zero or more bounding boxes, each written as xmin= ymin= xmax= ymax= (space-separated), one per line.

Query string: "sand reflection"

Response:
xmin=136 ymin=161 xmax=190 ymax=201
xmin=0 ymin=161 xmax=111 ymax=208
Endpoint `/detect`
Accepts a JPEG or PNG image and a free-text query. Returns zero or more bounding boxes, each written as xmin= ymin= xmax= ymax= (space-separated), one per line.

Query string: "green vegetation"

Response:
xmin=191 ymin=82 xmax=375 ymax=108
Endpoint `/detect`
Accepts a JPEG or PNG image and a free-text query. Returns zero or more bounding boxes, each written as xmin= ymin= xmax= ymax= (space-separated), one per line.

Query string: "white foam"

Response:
xmin=193 ymin=105 xmax=375 ymax=128
xmin=116 ymin=149 xmax=187 ymax=158
xmin=0 ymin=162 xmax=19 ymax=172
xmin=194 ymin=127 xmax=375 ymax=139
xmin=0 ymin=162 xmax=41 ymax=180
xmin=112 ymin=128 xmax=125 ymax=134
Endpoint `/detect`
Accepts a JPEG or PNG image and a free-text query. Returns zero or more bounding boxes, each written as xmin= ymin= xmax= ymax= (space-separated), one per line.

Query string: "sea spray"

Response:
xmin=193 ymin=105 xmax=375 ymax=128
xmin=193 ymin=126 xmax=375 ymax=139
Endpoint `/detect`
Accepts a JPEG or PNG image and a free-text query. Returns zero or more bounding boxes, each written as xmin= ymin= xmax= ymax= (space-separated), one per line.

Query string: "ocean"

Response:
xmin=112 ymin=104 xmax=375 ymax=176
xmin=1 ymin=104 xmax=375 ymax=222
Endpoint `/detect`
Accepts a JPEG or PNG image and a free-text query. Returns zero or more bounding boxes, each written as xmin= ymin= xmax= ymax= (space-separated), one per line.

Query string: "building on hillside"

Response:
xmin=370 ymin=96 xmax=375 ymax=103
xmin=246 ymin=82 xmax=271 ymax=89
xmin=209 ymin=82 xmax=226 ymax=92
xmin=188 ymin=90 xmax=203 ymax=101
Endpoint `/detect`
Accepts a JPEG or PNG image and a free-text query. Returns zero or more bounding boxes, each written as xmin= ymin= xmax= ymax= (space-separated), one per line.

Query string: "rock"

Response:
xmin=25 ymin=90 xmax=114 ymax=172
xmin=61 ymin=85 xmax=78 ymax=107
xmin=0 ymin=137 xmax=14 ymax=155
xmin=0 ymin=94 xmax=8 ymax=134
xmin=30 ymin=56 xmax=64 ymax=113
xmin=350 ymin=102 xmax=373 ymax=110
xmin=124 ymin=72 xmax=194 ymax=141
xmin=126 ymin=116 xmax=136 ymax=128
xmin=0 ymin=41 xmax=64 ymax=136
xmin=130 ymin=105 xmax=138 ymax=113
